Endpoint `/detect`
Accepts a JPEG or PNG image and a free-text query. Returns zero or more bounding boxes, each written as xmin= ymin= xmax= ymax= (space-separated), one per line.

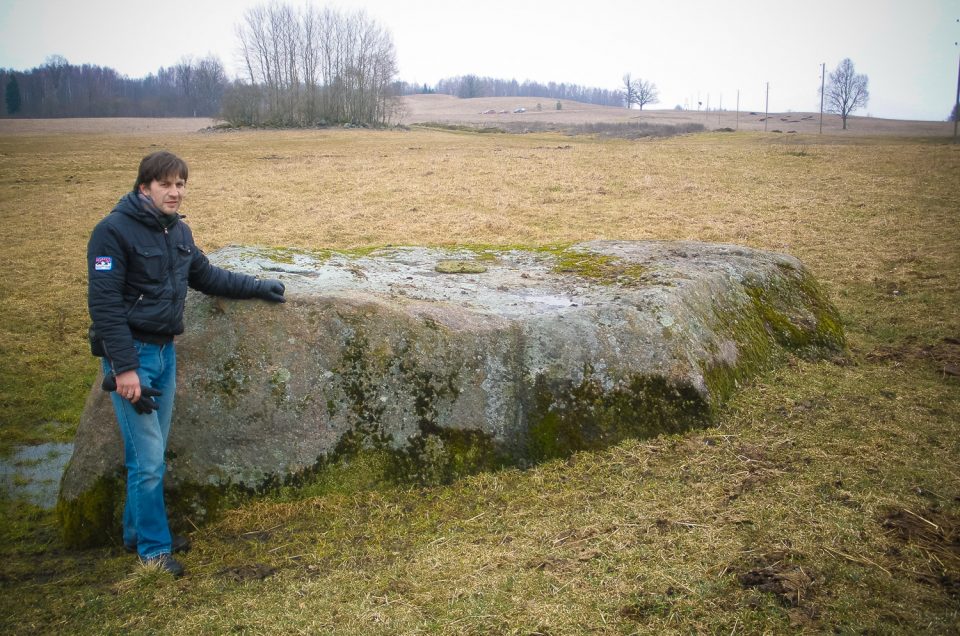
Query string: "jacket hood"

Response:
xmin=112 ymin=191 xmax=181 ymax=230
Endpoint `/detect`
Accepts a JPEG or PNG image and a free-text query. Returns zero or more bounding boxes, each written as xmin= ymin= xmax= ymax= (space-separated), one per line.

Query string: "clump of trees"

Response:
xmin=410 ymin=75 xmax=624 ymax=107
xmin=223 ymin=3 xmax=399 ymax=127
xmin=0 ymin=55 xmax=227 ymax=118
xmin=823 ymin=58 xmax=869 ymax=130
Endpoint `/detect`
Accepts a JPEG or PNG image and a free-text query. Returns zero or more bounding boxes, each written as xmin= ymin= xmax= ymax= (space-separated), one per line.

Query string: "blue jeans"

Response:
xmin=102 ymin=340 xmax=177 ymax=558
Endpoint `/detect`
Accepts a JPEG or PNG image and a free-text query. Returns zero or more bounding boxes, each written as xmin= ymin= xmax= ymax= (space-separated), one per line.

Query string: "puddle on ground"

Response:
xmin=0 ymin=442 xmax=74 ymax=508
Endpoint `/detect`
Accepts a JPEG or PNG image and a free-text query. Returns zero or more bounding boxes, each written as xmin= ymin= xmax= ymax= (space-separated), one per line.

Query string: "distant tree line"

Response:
xmin=1 ymin=55 xmax=227 ymax=118
xmin=223 ymin=3 xmax=399 ymax=127
xmin=401 ymin=75 xmax=624 ymax=108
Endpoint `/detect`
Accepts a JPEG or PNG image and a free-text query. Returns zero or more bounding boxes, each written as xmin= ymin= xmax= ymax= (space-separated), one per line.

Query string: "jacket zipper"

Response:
xmin=165 ymin=226 xmax=177 ymax=328
xmin=127 ymin=293 xmax=144 ymax=317
xmin=101 ymin=338 xmax=117 ymax=378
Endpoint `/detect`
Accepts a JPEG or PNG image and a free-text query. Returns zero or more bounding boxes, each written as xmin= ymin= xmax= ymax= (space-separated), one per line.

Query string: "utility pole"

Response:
xmin=764 ymin=82 xmax=769 ymax=131
xmin=736 ymin=89 xmax=740 ymax=131
xmin=820 ymin=62 xmax=826 ymax=134
xmin=719 ymin=93 xmax=722 ymax=126
xmin=954 ymin=18 xmax=959 ymax=139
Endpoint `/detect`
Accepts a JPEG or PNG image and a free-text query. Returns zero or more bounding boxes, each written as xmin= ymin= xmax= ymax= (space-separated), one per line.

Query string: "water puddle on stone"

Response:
xmin=521 ymin=293 xmax=576 ymax=311
xmin=0 ymin=442 xmax=73 ymax=508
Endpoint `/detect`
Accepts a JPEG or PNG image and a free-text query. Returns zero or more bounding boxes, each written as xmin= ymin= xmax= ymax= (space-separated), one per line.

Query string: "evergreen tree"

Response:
xmin=5 ymin=76 xmax=21 ymax=114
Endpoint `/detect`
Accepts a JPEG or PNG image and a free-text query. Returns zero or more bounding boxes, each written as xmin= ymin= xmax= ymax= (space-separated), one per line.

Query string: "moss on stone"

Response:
xmin=526 ymin=369 xmax=712 ymax=462
xmin=254 ymin=246 xmax=334 ymax=264
xmin=57 ymin=470 xmax=252 ymax=548
xmin=551 ymin=249 xmax=649 ymax=287
xmin=57 ymin=473 xmax=123 ymax=548
xmin=442 ymin=242 xmax=571 ymax=261
xmin=390 ymin=427 xmax=508 ymax=486
xmin=435 ymin=260 xmax=488 ymax=274
xmin=164 ymin=480 xmax=239 ymax=529
xmin=245 ymin=245 xmax=384 ymax=267
xmin=441 ymin=243 xmax=650 ymax=286
xmin=744 ymin=268 xmax=846 ymax=355
xmin=471 ymin=251 xmax=501 ymax=263
xmin=335 ymin=327 xmax=390 ymax=454
xmin=699 ymin=267 xmax=846 ymax=407
xmin=700 ymin=299 xmax=779 ymax=407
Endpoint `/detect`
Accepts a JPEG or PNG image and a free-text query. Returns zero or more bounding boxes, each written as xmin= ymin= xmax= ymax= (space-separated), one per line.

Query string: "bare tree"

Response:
xmin=634 ymin=79 xmax=659 ymax=110
xmin=193 ymin=56 xmax=228 ymax=116
xmin=823 ymin=58 xmax=869 ymax=130
xmin=459 ymin=74 xmax=483 ymax=99
xmin=622 ymin=73 xmax=659 ymax=110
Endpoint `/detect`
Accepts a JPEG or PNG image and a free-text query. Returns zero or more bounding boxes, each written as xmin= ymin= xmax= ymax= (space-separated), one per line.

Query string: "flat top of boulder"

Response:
xmin=211 ymin=240 xmax=801 ymax=319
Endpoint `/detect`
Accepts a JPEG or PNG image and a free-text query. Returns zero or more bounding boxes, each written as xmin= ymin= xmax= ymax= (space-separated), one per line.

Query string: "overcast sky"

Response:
xmin=0 ymin=0 xmax=957 ymax=121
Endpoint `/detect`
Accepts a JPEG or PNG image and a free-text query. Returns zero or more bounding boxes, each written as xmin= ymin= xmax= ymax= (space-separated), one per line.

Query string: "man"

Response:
xmin=87 ymin=151 xmax=286 ymax=577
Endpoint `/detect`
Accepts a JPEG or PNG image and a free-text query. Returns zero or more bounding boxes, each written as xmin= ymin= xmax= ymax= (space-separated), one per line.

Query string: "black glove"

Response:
xmin=256 ymin=279 xmax=286 ymax=303
xmin=101 ymin=375 xmax=163 ymax=415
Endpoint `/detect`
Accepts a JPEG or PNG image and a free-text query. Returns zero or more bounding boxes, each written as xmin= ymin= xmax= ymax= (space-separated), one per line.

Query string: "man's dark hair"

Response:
xmin=134 ymin=151 xmax=188 ymax=191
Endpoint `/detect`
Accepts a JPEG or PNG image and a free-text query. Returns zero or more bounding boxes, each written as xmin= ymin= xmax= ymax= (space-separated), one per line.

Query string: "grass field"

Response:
xmin=1 ymin=118 xmax=958 ymax=633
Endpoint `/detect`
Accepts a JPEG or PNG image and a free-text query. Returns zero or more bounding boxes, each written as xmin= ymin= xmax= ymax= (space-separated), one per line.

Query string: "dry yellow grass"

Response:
xmin=0 ymin=117 xmax=218 ymax=135
xmin=1 ymin=123 xmax=958 ymax=441
xmin=1 ymin=120 xmax=958 ymax=633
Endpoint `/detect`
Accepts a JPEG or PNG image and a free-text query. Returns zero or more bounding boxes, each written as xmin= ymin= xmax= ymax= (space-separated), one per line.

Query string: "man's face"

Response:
xmin=140 ymin=174 xmax=186 ymax=215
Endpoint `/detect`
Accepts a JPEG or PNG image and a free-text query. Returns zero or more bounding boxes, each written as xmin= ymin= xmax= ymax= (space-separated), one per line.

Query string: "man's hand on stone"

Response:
xmin=256 ymin=279 xmax=286 ymax=303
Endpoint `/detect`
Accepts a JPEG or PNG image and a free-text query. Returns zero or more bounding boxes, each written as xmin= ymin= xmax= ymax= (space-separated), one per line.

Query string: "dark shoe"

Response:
xmin=125 ymin=534 xmax=191 ymax=554
xmin=143 ymin=553 xmax=184 ymax=577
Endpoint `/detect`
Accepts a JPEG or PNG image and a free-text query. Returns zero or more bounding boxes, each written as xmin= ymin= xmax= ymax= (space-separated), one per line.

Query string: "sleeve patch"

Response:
xmin=94 ymin=256 xmax=113 ymax=271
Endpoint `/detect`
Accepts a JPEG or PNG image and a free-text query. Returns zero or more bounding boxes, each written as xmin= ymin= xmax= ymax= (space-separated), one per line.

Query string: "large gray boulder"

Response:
xmin=59 ymin=241 xmax=844 ymax=546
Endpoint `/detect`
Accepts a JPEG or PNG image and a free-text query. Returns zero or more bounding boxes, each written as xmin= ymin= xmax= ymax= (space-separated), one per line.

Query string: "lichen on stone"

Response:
xmin=435 ymin=260 xmax=488 ymax=274
xmin=202 ymin=349 xmax=252 ymax=401
xmin=269 ymin=367 xmax=291 ymax=407
xmin=551 ymin=248 xmax=649 ymax=286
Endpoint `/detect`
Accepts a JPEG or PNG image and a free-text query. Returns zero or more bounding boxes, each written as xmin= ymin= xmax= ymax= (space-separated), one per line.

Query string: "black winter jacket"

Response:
xmin=88 ymin=191 xmax=260 ymax=374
